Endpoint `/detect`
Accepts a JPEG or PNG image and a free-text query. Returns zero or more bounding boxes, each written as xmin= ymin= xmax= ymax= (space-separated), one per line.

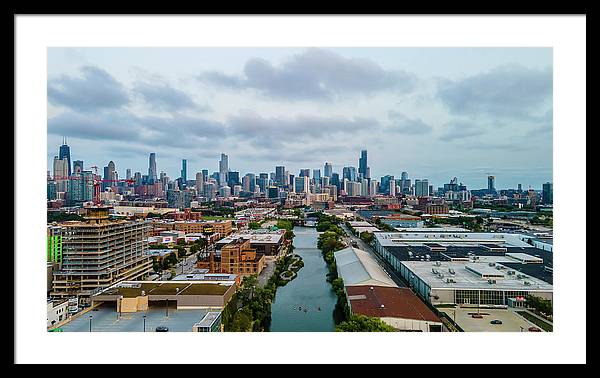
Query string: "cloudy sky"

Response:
xmin=47 ymin=47 xmax=552 ymax=190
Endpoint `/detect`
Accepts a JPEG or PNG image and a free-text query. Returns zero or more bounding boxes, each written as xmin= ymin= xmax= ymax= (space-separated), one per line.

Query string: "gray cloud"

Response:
xmin=132 ymin=81 xmax=208 ymax=112
xmin=48 ymin=109 xmax=226 ymax=149
xmin=439 ymin=120 xmax=486 ymax=141
xmin=198 ymin=48 xmax=417 ymax=101
xmin=387 ymin=111 xmax=433 ymax=135
xmin=48 ymin=66 xmax=130 ymax=111
xmin=437 ymin=64 xmax=552 ymax=120
xmin=226 ymin=111 xmax=379 ymax=147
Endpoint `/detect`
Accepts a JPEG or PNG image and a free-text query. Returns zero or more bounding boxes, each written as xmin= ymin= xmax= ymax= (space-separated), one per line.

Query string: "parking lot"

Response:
xmin=438 ymin=307 xmax=543 ymax=332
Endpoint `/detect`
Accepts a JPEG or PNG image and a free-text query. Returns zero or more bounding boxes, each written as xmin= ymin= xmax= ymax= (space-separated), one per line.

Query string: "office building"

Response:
xmin=295 ymin=176 xmax=310 ymax=193
xmin=299 ymin=169 xmax=310 ymax=178
xmin=148 ymin=153 xmax=157 ymax=184
xmin=415 ymin=179 xmax=429 ymax=197
xmin=219 ymin=153 xmax=229 ymax=186
xmin=343 ymin=166 xmax=357 ymax=182
xmin=53 ymin=156 xmax=69 ymax=193
xmin=58 ymin=138 xmax=72 ymax=176
xmin=181 ymin=159 xmax=187 ymax=185
xmin=324 ymin=162 xmax=333 ymax=178
xmin=227 ymin=171 xmax=240 ymax=187
xmin=358 ymin=150 xmax=369 ymax=178
xmin=51 ymin=207 xmax=153 ymax=304
xmin=488 ymin=175 xmax=496 ymax=192
xmin=275 ymin=166 xmax=286 ymax=186
xmin=542 ymin=182 xmax=553 ymax=205
xmin=73 ymin=160 xmax=84 ymax=175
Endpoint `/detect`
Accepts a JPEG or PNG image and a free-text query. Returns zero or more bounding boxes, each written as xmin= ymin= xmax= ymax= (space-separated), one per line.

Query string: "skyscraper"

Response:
xmin=59 ymin=137 xmax=72 ymax=176
xmin=542 ymin=182 xmax=553 ymax=205
xmin=195 ymin=172 xmax=204 ymax=194
xmin=126 ymin=169 xmax=132 ymax=180
xmin=343 ymin=166 xmax=357 ymax=182
xmin=53 ymin=156 xmax=69 ymax=192
xmin=299 ymin=169 xmax=310 ymax=178
xmin=313 ymin=169 xmax=321 ymax=181
xmin=103 ymin=161 xmax=116 ymax=190
xmin=219 ymin=153 xmax=229 ymax=186
xmin=181 ymin=159 xmax=187 ymax=184
xmin=324 ymin=162 xmax=333 ymax=178
xmin=488 ymin=175 xmax=496 ymax=192
xmin=148 ymin=153 xmax=157 ymax=184
xmin=275 ymin=166 xmax=286 ymax=186
xmin=73 ymin=160 xmax=84 ymax=176
xmin=415 ymin=179 xmax=429 ymax=197
xmin=358 ymin=150 xmax=368 ymax=178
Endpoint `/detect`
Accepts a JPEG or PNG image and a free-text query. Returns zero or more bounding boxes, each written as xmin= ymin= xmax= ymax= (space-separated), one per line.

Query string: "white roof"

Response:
xmin=334 ymin=247 xmax=398 ymax=288
xmin=403 ymin=260 xmax=552 ymax=291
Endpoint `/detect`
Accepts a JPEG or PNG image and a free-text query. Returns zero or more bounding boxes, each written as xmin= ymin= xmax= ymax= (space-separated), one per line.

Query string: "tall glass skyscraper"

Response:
xmin=358 ymin=150 xmax=368 ymax=178
xmin=59 ymin=138 xmax=72 ymax=176
xmin=181 ymin=159 xmax=187 ymax=184
xmin=148 ymin=153 xmax=157 ymax=184
xmin=324 ymin=162 xmax=333 ymax=178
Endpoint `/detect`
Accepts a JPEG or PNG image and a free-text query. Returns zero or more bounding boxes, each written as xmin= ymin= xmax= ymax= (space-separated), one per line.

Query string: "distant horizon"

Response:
xmin=47 ymin=47 xmax=552 ymax=189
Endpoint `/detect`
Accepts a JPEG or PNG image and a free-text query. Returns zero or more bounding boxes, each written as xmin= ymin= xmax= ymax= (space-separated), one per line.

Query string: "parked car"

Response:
xmin=471 ymin=314 xmax=483 ymax=319
xmin=528 ymin=326 xmax=542 ymax=332
xmin=155 ymin=326 xmax=169 ymax=332
xmin=490 ymin=319 xmax=503 ymax=325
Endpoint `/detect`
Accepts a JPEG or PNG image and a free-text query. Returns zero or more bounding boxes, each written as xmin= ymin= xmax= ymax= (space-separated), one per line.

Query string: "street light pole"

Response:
xmin=89 ymin=315 xmax=93 ymax=332
xmin=143 ymin=315 xmax=146 ymax=332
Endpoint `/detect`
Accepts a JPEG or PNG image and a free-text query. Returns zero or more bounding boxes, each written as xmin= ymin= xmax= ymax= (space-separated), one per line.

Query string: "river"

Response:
xmin=269 ymin=227 xmax=336 ymax=332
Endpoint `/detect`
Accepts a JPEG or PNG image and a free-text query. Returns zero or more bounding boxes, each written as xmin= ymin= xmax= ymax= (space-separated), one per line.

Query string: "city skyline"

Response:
xmin=47 ymin=47 xmax=552 ymax=189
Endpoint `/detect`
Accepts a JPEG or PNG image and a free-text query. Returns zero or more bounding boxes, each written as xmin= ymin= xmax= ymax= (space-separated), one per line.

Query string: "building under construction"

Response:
xmin=51 ymin=207 xmax=153 ymax=304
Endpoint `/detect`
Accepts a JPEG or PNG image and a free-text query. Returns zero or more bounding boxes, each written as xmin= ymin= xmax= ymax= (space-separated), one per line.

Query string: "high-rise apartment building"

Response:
xmin=51 ymin=207 xmax=153 ymax=303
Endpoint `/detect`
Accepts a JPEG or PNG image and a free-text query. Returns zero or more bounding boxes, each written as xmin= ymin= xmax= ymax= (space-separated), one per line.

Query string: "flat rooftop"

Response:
xmin=217 ymin=231 xmax=284 ymax=245
xmin=59 ymin=303 xmax=211 ymax=332
xmin=94 ymin=281 xmax=232 ymax=298
xmin=374 ymin=232 xmax=532 ymax=248
xmin=403 ymin=260 xmax=553 ymax=291
xmin=172 ymin=273 xmax=238 ymax=282
xmin=436 ymin=307 xmax=544 ymax=332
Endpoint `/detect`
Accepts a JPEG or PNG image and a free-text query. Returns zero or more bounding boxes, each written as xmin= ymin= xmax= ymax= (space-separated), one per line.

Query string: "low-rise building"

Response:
xmin=47 ymin=299 xmax=69 ymax=328
xmin=220 ymin=238 xmax=265 ymax=276
xmin=216 ymin=229 xmax=286 ymax=256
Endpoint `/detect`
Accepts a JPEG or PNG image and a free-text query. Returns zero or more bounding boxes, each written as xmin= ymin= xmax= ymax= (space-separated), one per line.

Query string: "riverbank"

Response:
xmin=221 ymin=231 xmax=303 ymax=331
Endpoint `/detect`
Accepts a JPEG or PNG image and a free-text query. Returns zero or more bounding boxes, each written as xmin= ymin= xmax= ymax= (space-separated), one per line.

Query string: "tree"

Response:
xmin=248 ymin=221 xmax=261 ymax=230
xmin=336 ymin=315 xmax=396 ymax=332
xmin=360 ymin=232 xmax=374 ymax=244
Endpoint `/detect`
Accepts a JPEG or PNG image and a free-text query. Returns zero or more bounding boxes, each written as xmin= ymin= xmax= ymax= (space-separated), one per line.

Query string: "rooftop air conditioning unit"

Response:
xmin=524 ymin=281 xmax=531 ymax=286
xmin=489 ymin=262 xmax=496 ymax=267
xmin=435 ymin=261 xmax=441 ymax=266
xmin=448 ymin=269 xmax=455 ymax=275
xmin=488 ymin=279 xmax=496 ymax=284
